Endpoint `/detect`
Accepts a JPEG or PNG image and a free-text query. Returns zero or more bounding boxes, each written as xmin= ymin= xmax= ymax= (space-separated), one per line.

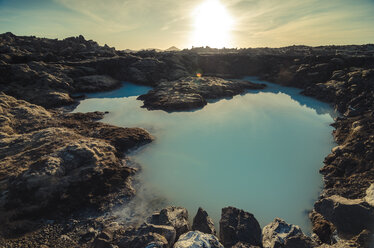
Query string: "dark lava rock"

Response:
xmin=148 ymin=206 xmax=190 ymax=239
xmin=309 ymin=211 xmax=335 ymax=244
xmin=118 ymin=223 xmax=176 ymax=248
xmin=192 ymin=207 xmax=216 ymax=235
xmin=262 ymin=218 xmax=315 ymax=248
xmin=314 ymin=195 xmax=374 ymax=239
xmin=73 ymin=74 xmax=120 ymax=92
xmin=219 ymin=206 xmax=262 ymax=247
xmin=0 ymin=93 xmax=153 ymax=237
xmin=138 ymin=76 xmax=266 ymax=111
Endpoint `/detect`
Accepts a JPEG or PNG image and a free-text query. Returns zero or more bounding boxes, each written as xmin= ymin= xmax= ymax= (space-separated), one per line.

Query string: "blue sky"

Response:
xmin=0 ymin=0 xmax=373 ymax=49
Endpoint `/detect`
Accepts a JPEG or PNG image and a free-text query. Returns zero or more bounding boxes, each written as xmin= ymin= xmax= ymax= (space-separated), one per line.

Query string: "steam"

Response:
xmin=110 ymin=157 xmax=169 ymax=225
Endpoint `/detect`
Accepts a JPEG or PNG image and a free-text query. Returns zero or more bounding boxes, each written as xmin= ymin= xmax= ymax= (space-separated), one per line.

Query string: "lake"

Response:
xmin=73 ymin=77 xmax=335 ymax=233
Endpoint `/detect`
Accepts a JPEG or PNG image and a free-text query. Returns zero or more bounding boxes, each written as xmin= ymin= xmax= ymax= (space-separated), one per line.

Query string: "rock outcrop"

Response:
xmin=0 ymin=93 xmax=152 ymax=237
xmin=314 ymin=195 xmax=374 ymax=239
xmin=262 ymin=218 xmax=315 ymax=248
xmin=174 ymin=231 xmax=224 ymax=248
xmin=118 ymin=223 xmax=176 ymax=248
xmin=138 ymin=76 xmax=266 ymax=111
xmin=148 ymin=206 xmax=191 ymax=239
xmin=192 ymin=207 xmax=216 ymax=235
xmin=73 ymin=74 xmax=120 ymax=92
xmin=219 ymin=207 xmax=262 ymax=247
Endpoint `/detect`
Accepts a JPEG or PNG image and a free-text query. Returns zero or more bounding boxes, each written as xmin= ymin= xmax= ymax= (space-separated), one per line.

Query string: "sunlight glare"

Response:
xmin=191 ymin=0 xmax=234 ymax=48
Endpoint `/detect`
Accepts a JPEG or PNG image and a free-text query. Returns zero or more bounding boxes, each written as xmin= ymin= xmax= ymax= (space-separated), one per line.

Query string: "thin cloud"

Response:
xmin=1 ymin=0 xmax=373 ymax=49
xmin=228 ymin=0 xmax=374 ymax=46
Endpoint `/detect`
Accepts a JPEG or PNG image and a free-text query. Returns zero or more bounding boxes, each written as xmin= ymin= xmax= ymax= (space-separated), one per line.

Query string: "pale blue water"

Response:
xmin=85 ymin=82 xmax=152 ymax=98
xmin=74 ymin=79 xmax=335 ymax=233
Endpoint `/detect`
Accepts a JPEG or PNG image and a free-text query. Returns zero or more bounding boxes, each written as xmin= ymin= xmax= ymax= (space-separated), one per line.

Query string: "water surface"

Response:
xmin=74 ymin=79 xmax=335 ymax=232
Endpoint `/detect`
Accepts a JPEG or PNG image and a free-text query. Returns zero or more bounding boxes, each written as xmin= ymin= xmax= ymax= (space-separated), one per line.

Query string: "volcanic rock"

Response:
xmin=219 ymin=207 xmax=262 ymax=247
xmin=173 ymin=231 xmax=224 ymax=248
xmin=262 ymin=218 xmax=315 ymax=248
xmin=138 ymin=76 xmax=266 ymax=111
xmin=314 ymin=195 xmax=374 ymax=239
xmin=192 ymin=207 xmax=216 ymax=235
xmin=149 ymin=206 xmax=190 ymax=239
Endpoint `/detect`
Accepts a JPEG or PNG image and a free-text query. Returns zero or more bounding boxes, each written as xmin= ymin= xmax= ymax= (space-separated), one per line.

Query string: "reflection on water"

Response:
xmin=85 ymin=82 xmax=152 ymax=98
xmin=74 ymin=79 xmax=335 ymax=233
xmin=244 ymin=76 xmax=337 ymax=118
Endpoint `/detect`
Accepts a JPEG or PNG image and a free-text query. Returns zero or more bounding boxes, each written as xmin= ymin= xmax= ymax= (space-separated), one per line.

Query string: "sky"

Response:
xmin=0 ymin=0 xmax=373 ymax=50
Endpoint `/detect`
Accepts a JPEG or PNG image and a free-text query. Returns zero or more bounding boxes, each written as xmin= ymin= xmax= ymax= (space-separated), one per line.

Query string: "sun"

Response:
xmin=191 ymin=0 xmax=234 ymax=48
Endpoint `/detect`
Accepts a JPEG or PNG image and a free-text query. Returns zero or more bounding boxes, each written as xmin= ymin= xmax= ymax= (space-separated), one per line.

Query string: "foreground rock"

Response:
xmin=174 ymin=231 xmax=224 ymax=248
xmin=148 ymin=206 xmax=191 ymax=239
xmin=314 ymin=195 xmax=374 ymax=239
xmin=262 ymin=218 xmax=315 ymax=248
xmin=219 ymin=207 xmax=262 ymax=247
xmin=0 ymin=93 xmax=152 ymax=237
xmin=118 ymin=223 xmax=176 ymax=248
xmin=309 ymin=211 xmax=335 ymax=244
xmin=192 ymin=207 xmax=216 ymax=235
xmin=138 ymin=76 xmax=266 ymax=111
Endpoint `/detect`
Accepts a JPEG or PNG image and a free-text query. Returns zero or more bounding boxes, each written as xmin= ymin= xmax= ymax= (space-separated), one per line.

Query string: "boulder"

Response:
xmin=149 ymin=206 xmax=190 ymax=239
xmin=219 ymin=207 xmax=262 ymax=247
xmin=120 ymin=232 xmax=168 ymax=248
xmin=262 ymin=218 xmax=315 ymax=248
xmin=173 ymin=231 xmax=224 ymax=248
xmin=118 ymin=223 xmax=176 ymax=248
xmin=192 ymin=207 xmax=216 ymax=235
xmin=309 ymin=211 xmax=335 ymax=244
xmin=314 ymin=195 xmax=374 ymax=239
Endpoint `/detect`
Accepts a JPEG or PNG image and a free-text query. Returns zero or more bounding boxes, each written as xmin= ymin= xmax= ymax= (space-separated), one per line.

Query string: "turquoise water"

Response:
xmin=84 ymin=82 xmax=152 ymax=98
xmin=74 ymin=79 xmax=335 ymax=233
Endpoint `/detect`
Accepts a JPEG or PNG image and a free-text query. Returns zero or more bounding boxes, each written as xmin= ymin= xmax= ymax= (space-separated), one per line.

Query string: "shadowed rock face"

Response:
xmin=148 ymin=206 xmax=190 ymax=239
xmin=0 ymin=93 xmax=152 ymax=237
xmin=314 ymin=195 xmax=374 ymax=239
xmin=309 ymin=211 xmax=335 ymax=244
xmin=192 ymin=207 xmax=216 ymax=235
xmin=219 ymin=207 xmax=262 ymax=247
xmin=137 ymin=76 xmax=266 ymax=111
xmin=118 ymin=223 xmax=176 ymax=248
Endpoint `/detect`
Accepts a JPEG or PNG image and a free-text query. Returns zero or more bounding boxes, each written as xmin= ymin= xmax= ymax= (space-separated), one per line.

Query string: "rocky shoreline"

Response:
xmin=137 ymin=76 xmax=266 ymax=111
xmin=0 ymin=32 xmax=373 ymax=247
